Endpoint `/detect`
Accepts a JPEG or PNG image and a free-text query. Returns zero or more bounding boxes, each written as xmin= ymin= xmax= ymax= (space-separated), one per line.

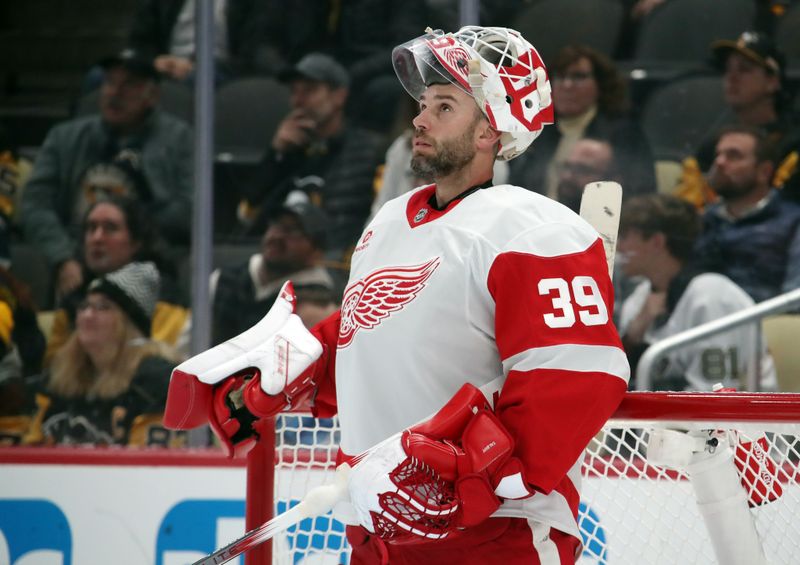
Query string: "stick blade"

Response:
xmin=579 ymin=181 xmax=623 ymax=279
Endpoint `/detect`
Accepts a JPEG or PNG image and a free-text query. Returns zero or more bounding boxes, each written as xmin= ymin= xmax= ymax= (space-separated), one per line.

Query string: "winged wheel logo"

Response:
xmin=338 ymin=258 xmax=440 ymax=347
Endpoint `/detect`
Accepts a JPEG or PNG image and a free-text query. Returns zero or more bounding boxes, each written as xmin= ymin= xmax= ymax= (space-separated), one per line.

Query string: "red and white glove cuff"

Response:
xmin=164 ymin=281 xmax=322 ymax=431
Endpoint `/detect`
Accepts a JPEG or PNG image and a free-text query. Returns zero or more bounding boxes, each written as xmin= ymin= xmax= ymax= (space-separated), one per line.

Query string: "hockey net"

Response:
xmin=261 ymin=392 xmax=800 ymax=564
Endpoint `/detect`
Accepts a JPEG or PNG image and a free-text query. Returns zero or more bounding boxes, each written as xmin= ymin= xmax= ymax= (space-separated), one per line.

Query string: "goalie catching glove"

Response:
xmin=345 ymin=383 xmax=533 ymax=542
xmin=163 ymin=281 xmax=325 ymax=456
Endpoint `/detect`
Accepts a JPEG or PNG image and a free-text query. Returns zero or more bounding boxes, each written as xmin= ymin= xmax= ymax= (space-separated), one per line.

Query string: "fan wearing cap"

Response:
xmin=20 ymin=48 xmax=193 ymax=303
xmin=22 ymin=262 xmax=184 ymax=446
xmin=210 ymin=200 xmax=337 ymax=345
xmin=237 ymin=52 xmax=384 ymax=264
xmin=165 ymin=25 xmax=628 ymax=563
xmin=676 ymin=31 xmax=800 ymax=207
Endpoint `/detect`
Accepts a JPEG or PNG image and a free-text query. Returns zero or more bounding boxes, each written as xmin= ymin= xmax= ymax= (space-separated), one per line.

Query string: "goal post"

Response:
xmin=248 ymin=392 xmax=800 ymax=564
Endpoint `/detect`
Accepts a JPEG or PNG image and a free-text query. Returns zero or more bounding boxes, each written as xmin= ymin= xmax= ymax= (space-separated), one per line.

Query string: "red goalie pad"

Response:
xmin=733 ymin=433 xmax=784 ymax=507
xmin=714 ymin=386 xmax=783 ymax=507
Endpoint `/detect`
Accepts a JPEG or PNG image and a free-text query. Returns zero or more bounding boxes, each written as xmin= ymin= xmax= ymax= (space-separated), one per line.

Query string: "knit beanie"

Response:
xmin=87 ymin=261 xmax=160 ymax=336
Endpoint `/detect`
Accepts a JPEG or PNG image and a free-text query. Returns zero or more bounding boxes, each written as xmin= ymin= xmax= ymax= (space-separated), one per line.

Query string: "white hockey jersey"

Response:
xmin=316 ymin=183 xmax=629 ymax=539
xmin=620 ymin=273 xmax=777 ymax=391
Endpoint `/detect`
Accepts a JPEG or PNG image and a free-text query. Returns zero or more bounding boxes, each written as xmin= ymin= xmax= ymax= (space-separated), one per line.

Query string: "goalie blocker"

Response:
xmin=163 ymin=281 xmax=335 ymax=456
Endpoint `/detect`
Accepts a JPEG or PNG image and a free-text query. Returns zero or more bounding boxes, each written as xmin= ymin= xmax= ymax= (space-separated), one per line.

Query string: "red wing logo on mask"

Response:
xmin=338 ymin=258 xmax=441 ymax=347
xmin=426 ymin=37 xmax=471 ymax=90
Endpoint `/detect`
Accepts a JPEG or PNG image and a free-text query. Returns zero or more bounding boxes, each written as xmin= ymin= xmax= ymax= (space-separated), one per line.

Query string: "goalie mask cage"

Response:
xmin=246 ymin=392 xmax=800 ymax=565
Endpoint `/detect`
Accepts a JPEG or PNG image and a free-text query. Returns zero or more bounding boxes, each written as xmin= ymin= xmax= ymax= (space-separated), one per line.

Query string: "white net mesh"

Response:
xmin=271 ymin=411 xmax=800 ymax=564
xmin=581 ymin=422 xmax=800 ymax=564
xmin=273 ymin=415 xmax=345 ymax=565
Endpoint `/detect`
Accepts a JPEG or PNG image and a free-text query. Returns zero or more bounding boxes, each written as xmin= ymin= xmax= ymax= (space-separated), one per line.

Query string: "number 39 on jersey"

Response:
xmin=539 ymin=276 xmax=609 ymax=329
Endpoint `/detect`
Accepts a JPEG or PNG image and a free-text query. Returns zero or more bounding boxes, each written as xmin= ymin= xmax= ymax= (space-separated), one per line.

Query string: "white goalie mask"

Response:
xmin=392 ymin=26 xmax=554 ymax=161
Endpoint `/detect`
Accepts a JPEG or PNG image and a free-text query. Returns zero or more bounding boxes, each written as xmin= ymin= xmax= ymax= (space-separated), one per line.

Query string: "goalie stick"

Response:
xmin=192 ymin=181 xmax=624 ymax=565
xmin=579 ymin=180 xmax=622 ymax=280
xmin=191 ymin=462 xmax=354 ymax=565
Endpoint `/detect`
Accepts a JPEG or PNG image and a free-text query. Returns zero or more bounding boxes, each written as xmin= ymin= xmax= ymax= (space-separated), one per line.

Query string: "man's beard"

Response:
xmin=410 ymin=124 xmax=477 ymax=181
xmin=264 ymin=257 xmax=307 ymax=278
xmin=709 ymin=168 xmax=756 ymax=200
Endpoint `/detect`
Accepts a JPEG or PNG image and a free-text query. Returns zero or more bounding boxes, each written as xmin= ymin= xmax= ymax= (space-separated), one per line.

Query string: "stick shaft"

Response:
xmin=192 ymin=505 xmax=303 ymax=565
xmin=192 ymin=462 xmax=353 ymax=565
xmin=579 ymin=181 xmax=623 ymax=279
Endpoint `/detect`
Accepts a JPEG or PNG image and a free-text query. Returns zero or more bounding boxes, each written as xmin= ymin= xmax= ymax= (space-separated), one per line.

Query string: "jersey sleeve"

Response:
xmin=488 ymin=234 xmax=630 ymax=496
xmin=308 ymin=309 xmax=341 ymax=418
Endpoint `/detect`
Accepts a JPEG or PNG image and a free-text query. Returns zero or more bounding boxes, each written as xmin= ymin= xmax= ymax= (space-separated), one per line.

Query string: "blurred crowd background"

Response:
xmin=1 ymin=0 xmax=799 ymax=447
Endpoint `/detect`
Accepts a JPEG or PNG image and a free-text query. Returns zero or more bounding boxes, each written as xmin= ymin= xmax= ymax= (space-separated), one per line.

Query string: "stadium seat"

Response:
xmin=9 ymin=242 xmax=52 ymax=310
xmin=632 ymin=0 xmax=755 ymax=76
xmin=638 ymin=73 xmax=728 ymax=161
xmin=762 ymin=314 xmax=800 ymax=392
xmin=510 ymin=0 xmax=625 ymax=63
xmin=36 ymin=310 xmax=56 ymax=342
xmin=212 ymin=242 xmax=258 ymax=270
xmin=655 ymin=159 xmax=683 ymax=194
xmin=214 ymin=77 xmax=290 ymax=165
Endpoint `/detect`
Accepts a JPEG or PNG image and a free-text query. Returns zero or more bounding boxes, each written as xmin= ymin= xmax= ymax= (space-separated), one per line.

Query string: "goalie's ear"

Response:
xmin=475 ymin=120 xmax=502 ymax=154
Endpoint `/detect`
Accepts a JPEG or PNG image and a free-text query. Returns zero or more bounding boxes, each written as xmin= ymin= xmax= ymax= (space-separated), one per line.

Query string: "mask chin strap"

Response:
xmin=467 ymin=58 xmax=486 ymax=105
xmin=534 ymin=66 xmax=552 ymax=108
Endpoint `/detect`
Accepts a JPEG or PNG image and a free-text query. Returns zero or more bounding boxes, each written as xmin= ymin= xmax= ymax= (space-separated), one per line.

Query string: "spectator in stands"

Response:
xmin=212 ymin=200 xmax=337 ymax=345
xmin=0 ymin=122 xmax=32 ymax=233
xmin=257 ymin=0 xmax=429 ymax=134
xmin=21 ymin=49 xmax=193 ymax=302
xmin=693 ymin=125 xmax=800 ymax=304
xmin=555 ymin=138 xmax=622 ymax=212
xmin=45 ymin=195 xmax=189 ymax=363
xmin=125 ymin=0 xmax=268 ymax=84
xmin=618 ymin=193 xmax=776 ymax=391
xmin=22 ymin=262 xmax=184 ymax=446
xmin=237 ymin=53 xmax=383 ymax=265
xmin=676 ymin=31 xmax=800 ymax=207
xmin=615 ymin=0 xmax=668 ymax=59
xmin=507 ymin=44 xmax=656 ymax=202
xmin=0 ymin=220 xmax=47 ymax=444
